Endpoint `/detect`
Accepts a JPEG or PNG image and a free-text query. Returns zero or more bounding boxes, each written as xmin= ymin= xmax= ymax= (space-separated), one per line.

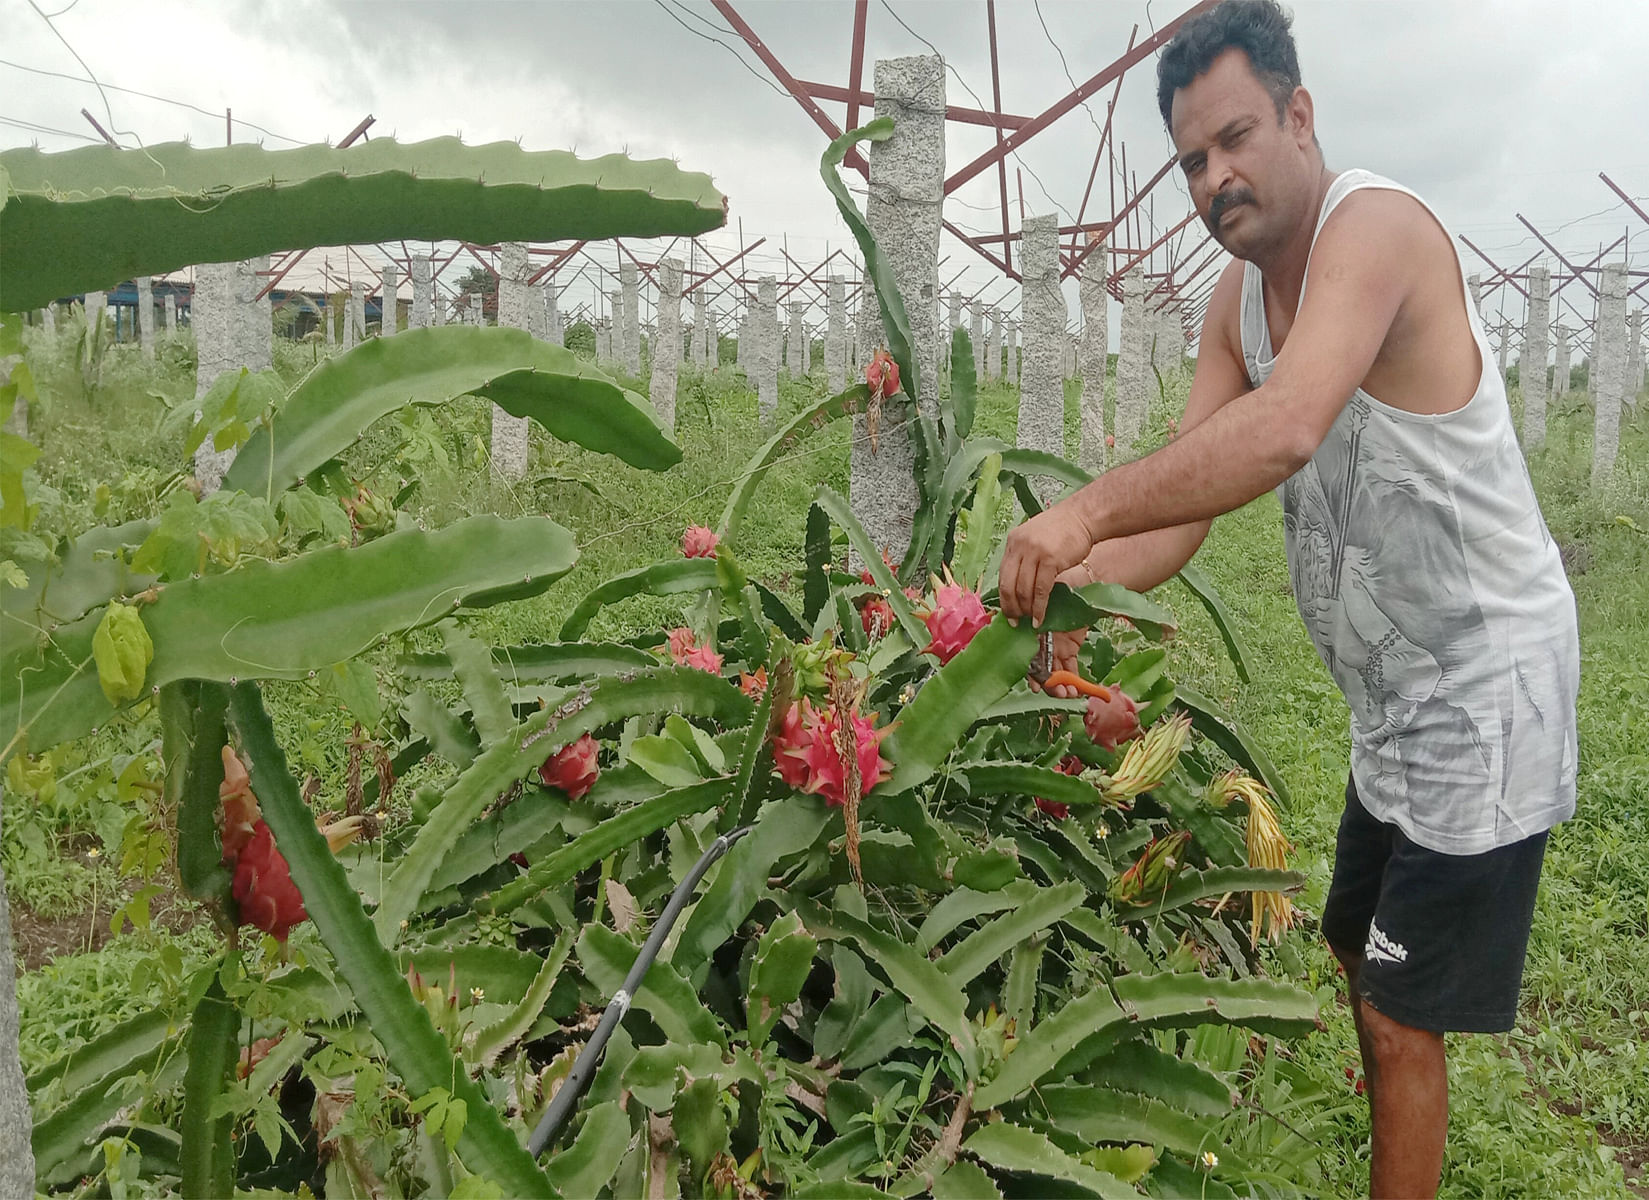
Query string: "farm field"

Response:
xmin=5 ymin=321 xmax=1646 ymax=1198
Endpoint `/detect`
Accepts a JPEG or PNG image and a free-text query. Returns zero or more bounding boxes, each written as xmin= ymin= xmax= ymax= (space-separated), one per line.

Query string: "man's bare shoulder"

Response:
xmin=1314 ymin=187 xmax=1449 ymax=277
xmin=1202 ymin=257 xmax=1249 ymax=357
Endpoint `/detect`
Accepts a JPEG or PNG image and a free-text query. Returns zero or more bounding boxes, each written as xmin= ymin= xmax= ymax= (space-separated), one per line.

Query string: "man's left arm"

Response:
xmin=1000 ymin=194 xmax=1415 ymax=625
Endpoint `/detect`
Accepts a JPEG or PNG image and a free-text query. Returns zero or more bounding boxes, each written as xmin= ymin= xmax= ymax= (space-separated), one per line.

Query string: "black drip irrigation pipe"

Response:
xmin=526 ymin=823 xmax=754 ymax=1158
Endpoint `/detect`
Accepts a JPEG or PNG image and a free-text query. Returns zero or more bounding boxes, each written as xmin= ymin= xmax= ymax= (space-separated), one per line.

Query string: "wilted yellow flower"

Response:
xmin=1100 ymin=712 xmax=1192 ymax=805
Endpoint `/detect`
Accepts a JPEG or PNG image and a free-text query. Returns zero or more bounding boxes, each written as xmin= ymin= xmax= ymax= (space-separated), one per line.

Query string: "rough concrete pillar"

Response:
xmin=530 ymin=285 xmax=552 ymax=341
xmin=1078 ymin=240 xmax=1109 ymax=471
xmin=848 ymin=305 xmax=860 ymax=369
xmin=1496 ymin=320 xmax=1511 ymax=378
xmin=1552 ymin=323 xmax=1570 ymax=398
xmin=136 ymin=277 xmax=155 ymax=357
xmin=1019 ymin=214 xmax=1067 ymax=496
xmin=620 ymin=262 xmax=641 ymax=375
xmin=0 ymin=844 xmax=34 ymax=1195
xmin=1627 ymin=309 xmax=1644 ymax=405
xmin=1521 ymin=264 xmax=1551 ymax=449
xmin=755 ymin=277 xmax=780 ymax=421
xmin=787 ymin=300 xmax=806 ymax=376
xmin=969 ymin=302 xmax=985 ymax=378
xmin=380 ymin=265 xmax=398 ymax=336
xmin=596 ymin=318 xmax=611 ymax=361
xmin=947 ymin=293 xmax=962 ymax=342
xmin=430 ymin=290 xmax=445 ymax=326
xmin=606 ymin=290 xmax=622 ymax=359
xmin=1468 ymin=273 xmax=1483 ymax=318
xmin=163 ymin=293 xmax=176 ymax=334
xmin=491 ymin=242 xmax=533 ymax=479
xmin=985 ymin=307 xmax=1002 ymax=381
xmin=191 ymin=264 xmax=239 ymax=491
xmin=853 ymin=54 xmax=943 ymax=564
xmin=826 ymin=276 xmax=847 ymax=389
xmin=324 ymin=294 xmax=337 ymax=343
xmin=546 ymin=286 xmax=563 ymax=346
xmin=692 ymin=291 xmax=709 ymax=367
xmin=1116 ymin=269 xmax=1148 ymax=455
xmin=409 ymin=256 xmax=432 ymax=329
xmin=347 ymin=281 xmax=367 ymax=348
xmin=239 ymin=256 xmax=273 ymax=372
xmin=1593 ymin=262 xmax=1628 ymax=485
xmin=468 ymin=293 xmax=483 ymax=326
xmin=41 ymin=304 xmax=57 ymax=337
xmin=651 ymin=258 xmax=683 ymax=433
xmin=83 ymin=291 xmax=106 ymax=342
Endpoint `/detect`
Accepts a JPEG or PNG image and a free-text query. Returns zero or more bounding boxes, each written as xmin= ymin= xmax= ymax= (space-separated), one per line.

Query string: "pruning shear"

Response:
xmin=1028 ymin=631 xmax=1113 ymax=700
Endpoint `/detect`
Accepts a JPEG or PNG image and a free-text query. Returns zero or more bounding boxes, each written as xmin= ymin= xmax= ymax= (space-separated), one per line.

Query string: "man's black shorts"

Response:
xmin=1320 ymin=776 xmax=1548 ymax=1034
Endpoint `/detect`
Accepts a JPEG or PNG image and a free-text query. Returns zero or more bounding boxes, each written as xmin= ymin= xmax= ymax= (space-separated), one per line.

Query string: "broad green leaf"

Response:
xmin=915 ymin=880 xmax=1040 ymax=954
xmin=559 ymin=558 xmax=717 ymax=640
xmin=1083 ymin=1041 xmax=1236 ymax=1118
xmin=1175 ymin=565 xmax=1251 ymax=683
xmin=938 ymin=882 xmax=1085 ymax=985
xmin=398 ymin=640 xmax=656 ymax=682
xmin=974 ymin=985 xmax=1126 ymax=1110
xmin=747 ymin=911 xmax=818 ymax=1046
xmin=1030 ymin=1084 xmax=1236 ymax=1172
xmin=543 ymin=1101 xmax=628 ymax=1196
xmin=951 ymin=450 xmax=1002 ymax=592
xmin=441 ymin=621 xmax=512 ymax=747
xmin=931 ymin=1159 xmax=1002 ymax=1200
xmin=963 ymin=1122 xmax=1135 ymax=1199
xmin=952 ymin=762 xmax=1106 ymax=810
xmin=811 ymin=486 xmax=926 ymax=646
xmin=402 ymin=688 xmax=480 ymax=768
xmin=628 ymin=733 xmax=706 ymax=788
xmin=949 ymin=328 xmax=978 ymax=441
xmin=1172 ymin=685 xmax=1293 ymax=810
xmin=718 ymin=385 xmax=872 ymax=545
xmin=3 ymin=517 xmax=155 ymax=630
xmin=675 ymin=1076 xmax=730 ymax=1181
xmin=1113 ymin=866 xmax=1304 ymax=922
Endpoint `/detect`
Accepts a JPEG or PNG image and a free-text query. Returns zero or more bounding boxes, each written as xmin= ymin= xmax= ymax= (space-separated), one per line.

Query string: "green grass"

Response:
xmin=7 ymin=329 xmax=1647 ymax=1196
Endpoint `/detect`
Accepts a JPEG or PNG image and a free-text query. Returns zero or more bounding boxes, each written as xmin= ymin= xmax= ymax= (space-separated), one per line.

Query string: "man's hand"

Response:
xmin=999 ymin=503 xmax=1095 ymax=627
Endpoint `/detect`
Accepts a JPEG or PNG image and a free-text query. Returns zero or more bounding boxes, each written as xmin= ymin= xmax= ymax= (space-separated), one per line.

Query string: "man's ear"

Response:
xmin=1287 ymin=86 xmax=1316 ymax=151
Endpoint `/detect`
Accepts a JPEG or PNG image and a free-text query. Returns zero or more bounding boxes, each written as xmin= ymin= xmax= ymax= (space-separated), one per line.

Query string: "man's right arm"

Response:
xmin=1040 ymin=261 xmax=1253 ymax=692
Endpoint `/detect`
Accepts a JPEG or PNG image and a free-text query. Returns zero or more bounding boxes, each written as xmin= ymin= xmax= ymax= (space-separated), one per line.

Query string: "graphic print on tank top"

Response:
xmin=1241 ymin=169 xmax=1578 ymax=853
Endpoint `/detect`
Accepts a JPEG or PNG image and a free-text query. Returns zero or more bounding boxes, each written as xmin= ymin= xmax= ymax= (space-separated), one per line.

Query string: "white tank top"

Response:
xmin=1239 ymin=168 xmax=1578 ymax=855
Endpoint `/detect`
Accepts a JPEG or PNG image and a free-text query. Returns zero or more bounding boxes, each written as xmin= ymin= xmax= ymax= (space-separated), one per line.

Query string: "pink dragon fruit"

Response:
xmin=665 ymin=627 xmax=698 ymax=663
xmin=682 ymin=525 xmax=719 ymax=558
xmin=680 ymin=644 xmax=725 ymax=675
xmin=1035 ymin=754 xmax=1087 ymax=820
xmin=538 ymin=733 xmax=600 ymax=800
xmin=917 ymin=576 xmax=991 ymax=664
xmin=771 ymin=699 xmax=817 ymax=791
xmin=1084 ymin=689 xmax=1142 ymax=751
xmin=231 ymin=821 xmax=308 ymax=942
xmin=792 ymin=704 xmax=894 ymax=809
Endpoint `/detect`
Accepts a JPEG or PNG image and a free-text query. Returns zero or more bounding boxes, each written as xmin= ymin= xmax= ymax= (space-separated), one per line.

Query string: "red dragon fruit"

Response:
xmin=771 ymin=699 xmax=818 ymax=791
xmin=682 ymin=525 xmax=719 ymax=558
xmin=218 ymin=745 xmax=260 ymax=863
xmin=791 ymin=704 xmax=894 ymax=809
xmin=665 ymin=627 xmax=698 ymax=664
xmin=917 ymin=574 xmax=991 ymax=665
xmin=538 ymin=733 xmax=600 ymax=800
xmin=231 ymin=820 xmax=308 ymax=942
xmin=1084 ymin=689 xmax=1142 ymax=750
xmin=1036 ymin=754 xmax=1087 ymax=820
xmin=679 ymin=644 xmax=725 ymax=675
xmin=865 ymin=349 xmax=901 ymax=398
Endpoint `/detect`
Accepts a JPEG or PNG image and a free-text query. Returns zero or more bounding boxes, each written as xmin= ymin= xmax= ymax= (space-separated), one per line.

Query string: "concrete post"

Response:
xmin=651 ymin=258 xmax=683 ymax=433
xmin=620 ymin=262 xmax=641 ymax=375
xmin=0 ymin=845 xmax=33 ymax=1195
xmin=692 ymin=292 xmax=709 ymax=366
xmin=241 ymin=256 xmax=273 ymax=373
xmin=1552 ymin=323 xmax=1570 ymax=398
xmin=1078 ymin=239 xmax=1109 ymax=471
xmin=1521 ymin=264 xmax=1551 ymax=449
xmin=1496 ymin=320 xmax=1511 ymax=378
xmin=191 ymin=261 xmax=264 ymax=492
xmin=1467 ymin=273 xmax=1483 ymax=317
xmin=787 ymin=300 xmax=806 ymax=376
xmin=1005 ymin=319 xmax=1019 ymax=384
xmin=1115 ymin=270 xmax=1148 ymax=455
xmin=136 ymin=277 xmax=155 ymax=357
xmin=348 ymin=281 xmax=367 ymax=348
xmin=1019 ymin=214 xmax=1067 ymax=498
xmin=986 ymin=307 xmax=1002 ymax=381
xmin=1627 ymin=309 xmax=1644 ymax=405
xmin=969 ymin=302 xmax=985 ymax=378
xmin=380 ymin=265 xmax=398 ymax=336
xmin=1593 ymin=262 xmax=1628 ymax=484
xmin=410 ymin=256 xmax=432 ymax=329
xmin=491 ymin=242 xmax=533 ymax=480
xmin=755 ymin=277 xmax=780 ymax=421
xmin=468 ymin=293 xmax=483 ymax=326
xmin=324 ymin=293 xmax=336 ymax=343
xmin=606 ymin=290 xmax=622 ymax=360
xmin=596 ymin=318 xmax=611 ymax=361
xmin=163 ymin=294 xmax=176 ymax=334
xmin=83 ymin=291 xmax=106 ymax=342
xmin=853 ymin=55 xmax=943 ymax=564
xmin=826 ymin=276 xmax=847 ymax=388
xmin=41 ymin=304 xmax=56 ymax=337
xmin=546 ymin=286 xmax=563 ymax=347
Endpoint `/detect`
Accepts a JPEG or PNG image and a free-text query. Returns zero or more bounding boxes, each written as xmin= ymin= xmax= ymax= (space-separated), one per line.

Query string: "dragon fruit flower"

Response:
xmin=538 ymin=733 xmax=600 ymax=800
xmin=917 ymin=573 xmax=991 ymax=664
xmin=665 ymin=627 xmax=698 ymax=664
xmin=682 ymin=525 xmax=719 ymax=558
xmin=680 ymin=644 xmax=725 ymax=675
xmin=771 ymin=699 xmax=818 ymax=791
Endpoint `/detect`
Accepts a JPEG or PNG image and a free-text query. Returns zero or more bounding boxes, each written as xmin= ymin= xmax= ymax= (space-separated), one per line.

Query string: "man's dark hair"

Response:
xmin=1156 ymin=0 xmax=1302 ymax=130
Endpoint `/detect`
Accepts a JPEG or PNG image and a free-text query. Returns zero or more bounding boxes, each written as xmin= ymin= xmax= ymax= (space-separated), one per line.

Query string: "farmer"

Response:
xmin=997 ymin=2 xmax=1579 ymax=1195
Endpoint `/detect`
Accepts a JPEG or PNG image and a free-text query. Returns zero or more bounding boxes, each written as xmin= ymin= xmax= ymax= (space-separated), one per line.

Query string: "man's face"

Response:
xmin=1169 ymin=47 xmax=1312 ymax=261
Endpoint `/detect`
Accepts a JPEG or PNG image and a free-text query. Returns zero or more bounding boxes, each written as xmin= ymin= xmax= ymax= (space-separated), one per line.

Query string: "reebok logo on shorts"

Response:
xmin=1365 ymin=920 xmax=1409 ymax=966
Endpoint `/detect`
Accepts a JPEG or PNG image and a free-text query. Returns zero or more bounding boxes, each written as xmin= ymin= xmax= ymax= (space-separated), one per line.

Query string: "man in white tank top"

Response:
xmin=998 ymin=2 xmax=1577 ymax=1196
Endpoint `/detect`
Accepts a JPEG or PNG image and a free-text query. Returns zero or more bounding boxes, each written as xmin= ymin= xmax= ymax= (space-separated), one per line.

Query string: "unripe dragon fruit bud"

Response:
xmin=231 ymin=820 xmax=308 ymax=941
xmin=865 ymin=349 xmax=901 ymax=398
xmin=917 ymin=578 xmax=991 ymax=665
xmin=860 ymin=592 xmax=895 ymax=640
xmin=538 ymin=733 xmax=600 ymax=800
xmin=682 ymin=525 xmax=719 ymax=558
xmin=1083 ymin=688 xmax=1142 ymax=751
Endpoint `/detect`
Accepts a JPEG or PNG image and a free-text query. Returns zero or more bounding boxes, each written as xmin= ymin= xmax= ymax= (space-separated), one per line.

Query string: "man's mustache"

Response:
xmin=1209 ymin=188 xmax=1256 ymax=228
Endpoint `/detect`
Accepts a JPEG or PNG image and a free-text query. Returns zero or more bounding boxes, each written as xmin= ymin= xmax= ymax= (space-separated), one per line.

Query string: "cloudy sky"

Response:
xmin=4 ymin=0 xmax=1647 ymax=345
